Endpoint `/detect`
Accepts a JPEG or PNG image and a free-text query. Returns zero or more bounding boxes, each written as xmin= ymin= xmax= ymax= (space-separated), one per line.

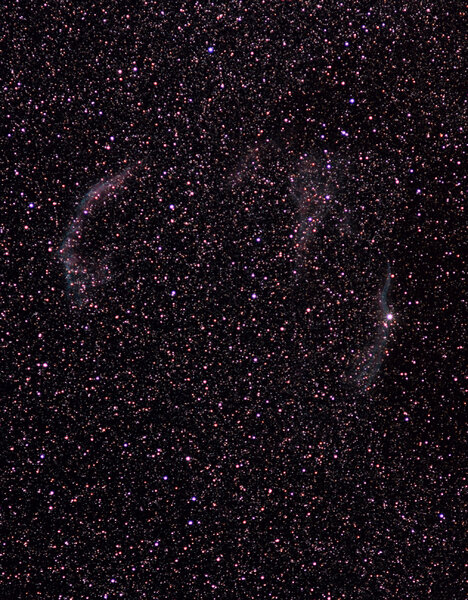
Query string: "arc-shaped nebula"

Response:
xmin=59 ymin=162 xmax=143 ymax=307
xmin=287 ymin=151 xmax=394 ymax=392
xmin=353 ymin=264 xmax=393 ymax=390
xmin=58 ymin=148 xmax=395 ymax=393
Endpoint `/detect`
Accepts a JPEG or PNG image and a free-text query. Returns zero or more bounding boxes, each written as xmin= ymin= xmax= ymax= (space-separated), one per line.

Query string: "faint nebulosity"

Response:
xmin=3 ymin=2 xmax=465 ymax=599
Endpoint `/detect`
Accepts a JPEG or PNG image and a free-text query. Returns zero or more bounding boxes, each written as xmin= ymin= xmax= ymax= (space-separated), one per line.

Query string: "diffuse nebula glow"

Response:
xmin=353 ymin=264 xmax=393 ymax=390
xmin=288 ymin=152 xmax=394 ymax=392
xmin=59 ymin=163 xmax=140 ymax=307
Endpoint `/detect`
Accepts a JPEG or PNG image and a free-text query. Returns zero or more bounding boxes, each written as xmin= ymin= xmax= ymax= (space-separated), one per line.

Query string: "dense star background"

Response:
xmin=2 ymin=2 xmax=465 ymax=598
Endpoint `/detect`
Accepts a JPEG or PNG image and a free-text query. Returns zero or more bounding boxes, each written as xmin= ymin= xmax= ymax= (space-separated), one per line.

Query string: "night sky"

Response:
xmin=3 ymin=2 xmax=466 ymax=598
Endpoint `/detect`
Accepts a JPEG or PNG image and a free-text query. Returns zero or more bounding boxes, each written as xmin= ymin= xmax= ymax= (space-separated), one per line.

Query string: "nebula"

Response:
xmin=287 ymin=151 xmax=394 ymax=392
xmin=59 ymin=162 xmax=143 ymax=307
xmin=353 ymin=264 xmax=393 ymax=390
xmin=59 ymin=149 xmax=394 ymax=391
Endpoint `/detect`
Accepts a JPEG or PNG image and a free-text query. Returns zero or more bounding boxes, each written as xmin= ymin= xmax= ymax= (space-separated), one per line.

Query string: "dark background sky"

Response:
xmin=2 ymin=2 xmax=465 ymax=598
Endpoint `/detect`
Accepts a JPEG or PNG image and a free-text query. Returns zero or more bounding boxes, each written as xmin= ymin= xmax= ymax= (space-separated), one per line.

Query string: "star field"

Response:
xmin=2 ymin=2 xmax=465 ymax=598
